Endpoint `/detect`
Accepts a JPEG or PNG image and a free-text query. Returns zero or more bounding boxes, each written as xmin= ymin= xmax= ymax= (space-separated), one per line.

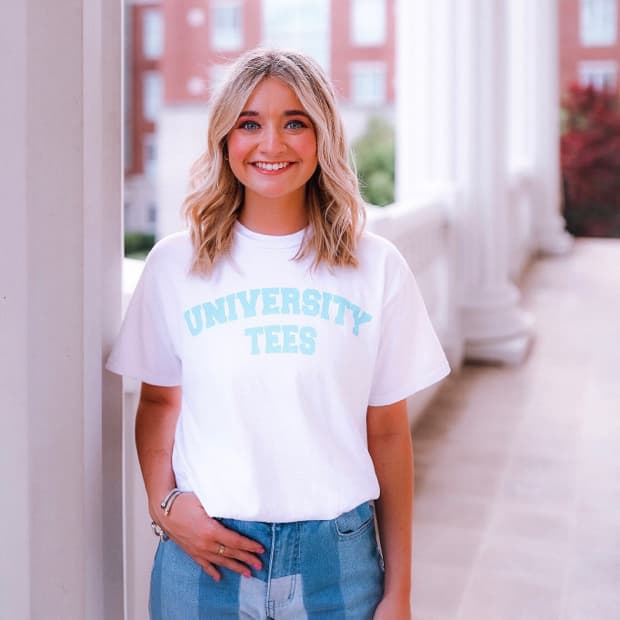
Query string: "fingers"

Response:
xmin=198 ymin=560 xmax=221 ymax=583
xmin=206 ymin=553 xmax=256 ymax=578
xmin=210 ymin=519 xmax=265 ymax=554
xmin=210 ymin=542 xmax=263 ymax=572
xmin=162 ymin=501 xmax=266 ymax=582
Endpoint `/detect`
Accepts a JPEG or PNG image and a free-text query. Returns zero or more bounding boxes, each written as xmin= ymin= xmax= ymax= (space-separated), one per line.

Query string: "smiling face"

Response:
xmin=226 ymin=77 xmax=318 ymax=225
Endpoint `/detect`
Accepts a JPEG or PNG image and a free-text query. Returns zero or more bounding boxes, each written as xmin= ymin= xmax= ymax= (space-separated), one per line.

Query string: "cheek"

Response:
xmin=299 ymin=134 xmax=318 ymax=161
xmin=226 ymin=135 xmax=244 ymax=160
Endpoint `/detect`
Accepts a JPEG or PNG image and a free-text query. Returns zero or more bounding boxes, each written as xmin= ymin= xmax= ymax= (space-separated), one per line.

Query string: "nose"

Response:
xmin=259 ymin=124 xmax=286 ymax=155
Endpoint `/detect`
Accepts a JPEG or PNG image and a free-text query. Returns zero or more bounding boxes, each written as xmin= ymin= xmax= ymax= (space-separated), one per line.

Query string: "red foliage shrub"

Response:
xmin=561 ymin=84 xmax=620 ymax=208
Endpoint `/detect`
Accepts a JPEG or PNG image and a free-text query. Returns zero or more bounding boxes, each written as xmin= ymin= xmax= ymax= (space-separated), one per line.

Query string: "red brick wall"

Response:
xmin=559 ymin=0 xmax=620 ymax=95
xmin=330 ymin=0 xmax=395 ymax=103
xmin=162 ymin=0 xmax=261 ymax=104
xmin=128 ymin=2 xmax=160 ymax=176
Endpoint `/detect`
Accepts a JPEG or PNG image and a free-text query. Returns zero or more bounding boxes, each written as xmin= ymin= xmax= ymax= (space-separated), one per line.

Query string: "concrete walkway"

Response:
xmin=411 ymin=239 xmax=620 ymax=620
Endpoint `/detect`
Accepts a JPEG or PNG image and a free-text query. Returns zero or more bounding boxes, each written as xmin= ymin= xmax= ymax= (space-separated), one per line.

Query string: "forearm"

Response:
xmin=368 ymin=414 xmax=414 ymax=599
xmin=135 ymin=387 xmax=181 ymax=518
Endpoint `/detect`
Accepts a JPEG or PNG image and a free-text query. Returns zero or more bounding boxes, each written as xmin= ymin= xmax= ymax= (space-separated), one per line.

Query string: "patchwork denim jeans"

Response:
xmin=149 ymin=501 xmax=385 ymax=619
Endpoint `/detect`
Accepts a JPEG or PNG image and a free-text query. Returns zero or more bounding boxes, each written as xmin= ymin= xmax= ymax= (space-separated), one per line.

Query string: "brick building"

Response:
xmin=559 ymin=0 xmax=620 ymax=93
xmin=125 ymin=0 xmax=395 ymax=235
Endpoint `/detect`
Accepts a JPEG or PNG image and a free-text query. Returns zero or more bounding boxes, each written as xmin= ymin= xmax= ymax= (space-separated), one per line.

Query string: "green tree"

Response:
xmin=352 ymin=117 xmax=395 ymax=206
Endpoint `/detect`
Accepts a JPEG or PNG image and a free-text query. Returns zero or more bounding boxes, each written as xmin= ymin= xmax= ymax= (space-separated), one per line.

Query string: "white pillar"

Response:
xmin=395 ymin=0 xmax=465 ymax=368
xmin=530 ymin=0 xmax=573 ymax=255
xmin=395 ymin=0 xmax=455 ymax=200
xmin=454 ymin=0 xmax=534 ymax=364
xmin=0 ymin=1 xmax=123 ymax=618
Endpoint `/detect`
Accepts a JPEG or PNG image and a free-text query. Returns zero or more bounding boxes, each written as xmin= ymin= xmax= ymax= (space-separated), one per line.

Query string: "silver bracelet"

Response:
xmin=160 ymin=488 xmax=184 ymax=516
xmin=151 ymin=520 xmax=169 ymax=541
xmin=151 ymin=488 xmax=185 ymax=540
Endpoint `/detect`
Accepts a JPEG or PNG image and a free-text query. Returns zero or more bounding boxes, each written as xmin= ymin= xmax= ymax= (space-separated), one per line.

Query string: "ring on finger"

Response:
xmin=217 ymin=544 xmax=226 ymax=556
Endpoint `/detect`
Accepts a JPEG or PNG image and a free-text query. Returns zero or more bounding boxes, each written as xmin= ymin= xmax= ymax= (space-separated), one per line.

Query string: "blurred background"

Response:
xmin=123 ymin=0 xmax=619 ymax=257
xmin=118 ymin=1 xmax=620 ymax=618
xmin=5 ymin=2 xmax=619 ymax=618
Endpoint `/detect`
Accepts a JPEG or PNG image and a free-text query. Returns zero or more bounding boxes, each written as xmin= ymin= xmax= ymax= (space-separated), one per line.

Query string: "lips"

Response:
xmin=252 ymin=161 xmax=292 ymax=171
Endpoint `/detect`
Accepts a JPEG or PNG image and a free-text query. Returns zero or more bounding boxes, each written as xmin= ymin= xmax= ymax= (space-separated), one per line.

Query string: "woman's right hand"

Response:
xmin=153 ymin=492 xmax=265 ymax=582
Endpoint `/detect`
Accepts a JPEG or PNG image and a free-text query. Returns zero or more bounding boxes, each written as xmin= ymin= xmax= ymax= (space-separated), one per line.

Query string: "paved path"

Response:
xmin=411 ymin=239 xmax=620 ymax=620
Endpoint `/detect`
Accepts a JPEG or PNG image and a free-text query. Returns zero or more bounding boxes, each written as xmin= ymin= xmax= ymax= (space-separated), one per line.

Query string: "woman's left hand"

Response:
xmin=373 ymin=594 xmax=412 ymax=620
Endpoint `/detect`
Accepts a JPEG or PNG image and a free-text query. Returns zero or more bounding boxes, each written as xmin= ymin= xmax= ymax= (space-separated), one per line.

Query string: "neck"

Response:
xmin=239 ymin=191 xmax=308 ymax=235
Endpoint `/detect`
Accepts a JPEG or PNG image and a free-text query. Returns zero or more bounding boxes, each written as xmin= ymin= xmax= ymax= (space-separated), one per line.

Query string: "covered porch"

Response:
xmin=3 ymin=0 xmax=614 ymax=618
xmin=412 ymin=239 xmax=620 ymax=619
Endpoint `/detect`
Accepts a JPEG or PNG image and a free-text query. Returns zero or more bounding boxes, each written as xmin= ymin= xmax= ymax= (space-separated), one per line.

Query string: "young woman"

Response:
xmin=107 ymin=48 xmax=449 ymax=620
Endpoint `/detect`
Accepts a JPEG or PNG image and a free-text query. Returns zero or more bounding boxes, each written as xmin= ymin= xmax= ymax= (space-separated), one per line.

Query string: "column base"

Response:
xmin=536 ymin=214 xmax=574 ymax=256
xmin=465 ymin=329 xmax=534 ymax=365
xmin=461 ymin=287 xmax=535 ymax=365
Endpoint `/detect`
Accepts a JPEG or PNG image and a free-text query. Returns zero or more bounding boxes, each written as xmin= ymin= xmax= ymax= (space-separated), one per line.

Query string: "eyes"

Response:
xmin=236 ymin=118 xmax=310 ymax=131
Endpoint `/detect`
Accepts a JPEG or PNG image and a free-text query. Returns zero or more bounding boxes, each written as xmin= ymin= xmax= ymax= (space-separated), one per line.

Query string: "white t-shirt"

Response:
xmin=107 ymin=222 xmax=450 ymax=521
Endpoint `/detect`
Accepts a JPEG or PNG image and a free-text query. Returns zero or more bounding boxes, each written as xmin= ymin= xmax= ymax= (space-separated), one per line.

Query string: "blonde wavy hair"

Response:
xmin=183 ymin=48 xmax=366 ymax=274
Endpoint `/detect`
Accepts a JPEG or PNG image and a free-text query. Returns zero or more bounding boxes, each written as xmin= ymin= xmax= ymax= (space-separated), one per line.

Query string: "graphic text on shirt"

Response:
xmin=183 ymin=286 xmax=373 ymax=355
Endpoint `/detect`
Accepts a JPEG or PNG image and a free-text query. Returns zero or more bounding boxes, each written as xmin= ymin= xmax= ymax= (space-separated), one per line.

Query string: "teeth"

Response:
xmin=254 ymin=162 xmax=289 ymax=171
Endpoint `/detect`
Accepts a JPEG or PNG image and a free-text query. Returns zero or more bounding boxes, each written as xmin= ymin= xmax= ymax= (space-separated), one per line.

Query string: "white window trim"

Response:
xmin=578 ymin=59 xmax=619 ymax=89
xmin=580 ymin=0 xmax=618 ymax=47
xmin=211 ymin=0 xmax=243 ymax=51
xmin=350 ymin=0 xmax=387 ymax=47
xmin=350 ymin=61 xmax=387 ymax=106
xmin=142 ymin=7 xmax=164 ymax=60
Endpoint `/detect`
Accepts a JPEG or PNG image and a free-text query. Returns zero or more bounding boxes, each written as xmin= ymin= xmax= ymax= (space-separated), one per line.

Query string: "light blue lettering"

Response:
xmin=237 ymin=289 xmax=261 ymax=318
xmin=299 ymin=326 xmax=317 ymax=355
xmin=226 ymin=293 xmax=238 ymax=321
xmin=244 ymin=326 xmax=263 ymax=355
xmin=184 ymin=306 xmax=203 ymax=336
xmin=320 ymin=292 xmax=333 ymax=320
xmin=203 ymin=298 xmax=227 ymax=328
xmin=331 ymin=295 xmax=351 ymax=325
xmin=261 ymin=288 xmax=280 ymax=315
xmin=350 ymin=304 xmax=372 ymax=336
xmin=281 ymin=288 xmax=300 ymax=315
xmin=264 ymin=325 xmax=282 ymax=353
xmin=302 ymin=289 xmax=321 ymax=316
xmin=281 ymin=325 xmax=299 ymax=353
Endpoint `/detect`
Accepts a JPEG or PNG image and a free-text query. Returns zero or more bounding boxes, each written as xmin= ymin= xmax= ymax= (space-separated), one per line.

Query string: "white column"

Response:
xmin=0 ymin=1 xmax=123 ymax=618
xmin=1 ymin=2 xmax=30 ymax=617
xmin=395 ymin=0 xmax=465 ymax=368
xmin=454 ymin=0 xmax=534 ymax=364
xmin=395 ymin=0 xmax=455 ymax=200
xmin=530 ymin=0 xmax=573 ymax=255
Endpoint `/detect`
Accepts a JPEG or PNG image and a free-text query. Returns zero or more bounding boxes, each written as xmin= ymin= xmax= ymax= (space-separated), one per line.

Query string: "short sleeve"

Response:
xmin=106 ymin=252 xmax=182 ymax=386
xmin=368 ymin=256 xmax=450 ymax=406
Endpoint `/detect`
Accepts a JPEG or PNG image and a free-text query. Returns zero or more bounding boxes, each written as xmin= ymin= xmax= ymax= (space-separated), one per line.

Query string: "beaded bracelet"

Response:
xmin=151 ymin=488 xmax=185 ymax=540
xmin=151 ymin=520 xmax=169 ymax=541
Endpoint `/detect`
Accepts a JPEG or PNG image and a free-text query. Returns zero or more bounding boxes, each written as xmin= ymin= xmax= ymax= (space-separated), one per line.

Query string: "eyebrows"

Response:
xmin=237 ymin=109 xmax=311 ymax=119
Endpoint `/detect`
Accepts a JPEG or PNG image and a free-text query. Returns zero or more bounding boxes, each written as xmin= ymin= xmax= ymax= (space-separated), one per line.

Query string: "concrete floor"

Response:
xmin=410 ymin=239 xmax=620 ymax=620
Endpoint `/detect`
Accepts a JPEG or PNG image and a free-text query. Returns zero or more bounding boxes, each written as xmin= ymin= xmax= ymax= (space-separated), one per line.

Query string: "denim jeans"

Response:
xmin=149 ymin=501 xmax=385 ymax=619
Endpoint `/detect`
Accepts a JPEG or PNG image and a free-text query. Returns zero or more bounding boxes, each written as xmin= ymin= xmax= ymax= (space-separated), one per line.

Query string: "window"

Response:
xmin=351 ymin=0 xmax=386 ymax=47
xmin=142 ymin=8 xmax=164 ymax=59
xmin=143 ymin=133 xmax=158 ymax=178
xmin=350 ymin=62 xmax=386 ymax=106
xmin=211 ymin=1 xmax=243 ymax=51
xmin=142 ymin=71 xmax=162 ymax=122
xmin=580 ymin=0 xmax=617 ymax=46
xmin=578 ymin=60 xmax=618 ymax=89
xmin=262 ymin=0 xmax=330 ymax=74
